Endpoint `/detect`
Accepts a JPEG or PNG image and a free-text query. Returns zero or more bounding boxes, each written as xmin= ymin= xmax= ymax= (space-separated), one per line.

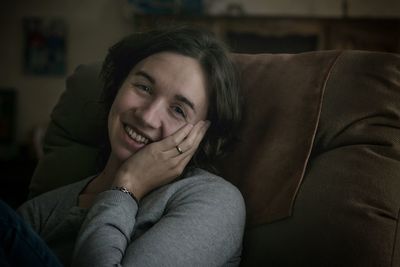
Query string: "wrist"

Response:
xmin=112 ymin=173 xmax=146 ymax=200
xmin=110 ymin=186 xmax=139 ymax=203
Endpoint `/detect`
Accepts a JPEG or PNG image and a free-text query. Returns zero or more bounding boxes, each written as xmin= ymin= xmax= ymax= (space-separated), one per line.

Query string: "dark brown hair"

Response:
xmin=99 ymin=26 xmax=241 ymax=173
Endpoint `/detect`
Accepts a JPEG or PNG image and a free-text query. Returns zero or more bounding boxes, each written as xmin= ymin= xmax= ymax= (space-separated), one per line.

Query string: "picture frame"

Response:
xmin=23 ymin=17 xmax=67 ymax=75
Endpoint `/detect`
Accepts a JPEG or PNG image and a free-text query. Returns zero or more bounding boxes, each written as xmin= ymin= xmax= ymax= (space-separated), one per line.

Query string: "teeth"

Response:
xmin=124 ymin=125 xmax=149 ymax=144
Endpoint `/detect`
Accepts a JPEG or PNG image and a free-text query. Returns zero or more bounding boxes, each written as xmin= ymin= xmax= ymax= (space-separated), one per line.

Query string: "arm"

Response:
xmin=72 ymin=190 xmax=138 ymax=267
xmin=72 ymin=177 xmax=246 ymax=267
xmin=18 ymin=199 xmax=41 ymax=233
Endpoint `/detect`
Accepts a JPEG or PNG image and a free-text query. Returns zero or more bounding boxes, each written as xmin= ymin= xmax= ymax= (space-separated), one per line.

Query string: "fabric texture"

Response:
xmin=0 ymin=200 xmax=62 ymax=267
xmin=217 ymin=51 xmax=341 ymax=225
xmin=240 ymin=51 xmax=400 ymax=266
xmin=19 ymin=168 xmax=246 ymax=267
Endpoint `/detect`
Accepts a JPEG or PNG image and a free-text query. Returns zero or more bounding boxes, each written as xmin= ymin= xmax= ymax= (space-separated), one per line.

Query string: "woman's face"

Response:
xmin=108 ymin=52 xmax=209 ymax=163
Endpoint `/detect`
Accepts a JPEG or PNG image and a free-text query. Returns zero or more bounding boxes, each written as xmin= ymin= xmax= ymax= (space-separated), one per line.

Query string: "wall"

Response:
xmin=205 ymin=0 xmax=341 ymax=17
xmin=0 ymin=0 xmax=133 ymax=143
xmin=205 ymin=0 xmax=400 ymax=17
xmin=1 ymin=0 xmax=399 ymax=144
xmin=349 ymin=0 xmax=400 ymax=17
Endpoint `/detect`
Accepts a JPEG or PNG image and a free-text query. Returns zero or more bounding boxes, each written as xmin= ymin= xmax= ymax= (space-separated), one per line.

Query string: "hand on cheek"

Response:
xmin=112 ymin=120 xmax=211 ymax=200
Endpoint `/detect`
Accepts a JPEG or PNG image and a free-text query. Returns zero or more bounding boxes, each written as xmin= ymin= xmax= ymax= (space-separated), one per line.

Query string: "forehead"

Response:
xmin=132 ymin=52 xmax=204 ymax=81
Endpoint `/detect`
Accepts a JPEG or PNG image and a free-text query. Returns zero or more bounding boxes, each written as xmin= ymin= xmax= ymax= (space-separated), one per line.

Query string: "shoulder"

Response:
xmin=21 ymin=177 xmax=93 ymax=209
xmin=164 ymin=168 xmax=246 ymax=224
xmin=144 ymin=168 xmax=246 ymax=221
xmin=18 ymin=177 xmax=93 ymax=231
xmin=184 ymin=168 xmax=244 ymax=203
xmin=153 ymin=168 xmax=246 ymax=265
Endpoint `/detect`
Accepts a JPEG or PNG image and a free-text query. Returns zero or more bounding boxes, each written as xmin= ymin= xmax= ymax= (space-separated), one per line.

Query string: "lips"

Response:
xmin=123 ymin=124 xmax=151 ymax=144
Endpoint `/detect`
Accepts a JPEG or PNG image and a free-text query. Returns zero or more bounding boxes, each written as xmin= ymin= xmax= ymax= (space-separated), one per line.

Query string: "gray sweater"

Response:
xmin=18 ymin=168 xmax=246 ymax=267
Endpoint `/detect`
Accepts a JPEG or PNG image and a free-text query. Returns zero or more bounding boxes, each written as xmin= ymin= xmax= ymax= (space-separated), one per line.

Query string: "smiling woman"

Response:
xmin=11 ymin=26 xmax=246 ymax=267
xmin=108 ymin=52 xmax=209 ymax=164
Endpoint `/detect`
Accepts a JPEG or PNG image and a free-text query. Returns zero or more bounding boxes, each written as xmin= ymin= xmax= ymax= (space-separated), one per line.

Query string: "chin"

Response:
xmin=112 ymin=146 xmax=135 ymax=164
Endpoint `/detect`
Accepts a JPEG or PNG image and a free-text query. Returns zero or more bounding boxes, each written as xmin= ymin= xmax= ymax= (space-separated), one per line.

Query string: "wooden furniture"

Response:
xmin=133 ymin=15 xmax=400 ymax=53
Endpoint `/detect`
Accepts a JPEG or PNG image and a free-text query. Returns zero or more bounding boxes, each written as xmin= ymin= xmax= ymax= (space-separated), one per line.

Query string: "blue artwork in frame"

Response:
xmin=23 ymin=17 xmax=67 ymax=75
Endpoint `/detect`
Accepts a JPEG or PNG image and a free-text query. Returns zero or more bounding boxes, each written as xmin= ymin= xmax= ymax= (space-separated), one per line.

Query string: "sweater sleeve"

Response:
xmin=72 ymin=178 xmax=246 ymax=267
xmin=71 ymin=190 xmax=139 ymax=267
xmin=17 ymin=177 xmax=93 ymax=236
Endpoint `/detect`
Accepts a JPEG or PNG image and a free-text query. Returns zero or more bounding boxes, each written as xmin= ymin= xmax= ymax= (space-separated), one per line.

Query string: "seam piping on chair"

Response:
xmin=289 ymin=50 xmax=344 ymax=213
xmin=390 ymin=206 xmax=400 ymax=266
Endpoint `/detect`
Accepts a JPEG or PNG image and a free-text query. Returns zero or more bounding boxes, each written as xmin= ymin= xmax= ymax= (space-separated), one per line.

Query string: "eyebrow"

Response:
xmin=134 ymin=70 xmax=197 ymax=114
xmin=135 ymin=70 xmax=155 ymax=84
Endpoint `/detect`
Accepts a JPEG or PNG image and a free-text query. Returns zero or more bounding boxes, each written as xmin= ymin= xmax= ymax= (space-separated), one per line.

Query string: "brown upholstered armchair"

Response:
xmin=29 ymin=50 xmax=400 ymax=266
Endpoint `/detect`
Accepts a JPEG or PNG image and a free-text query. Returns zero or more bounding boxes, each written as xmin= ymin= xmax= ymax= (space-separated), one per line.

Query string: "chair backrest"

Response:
xmin=235 ymin=51 xmax=400 ymax=266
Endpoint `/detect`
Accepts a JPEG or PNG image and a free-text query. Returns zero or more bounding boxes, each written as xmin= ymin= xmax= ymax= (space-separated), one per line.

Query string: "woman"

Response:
xmin=16 ymin=26 xmax=245 ymax=266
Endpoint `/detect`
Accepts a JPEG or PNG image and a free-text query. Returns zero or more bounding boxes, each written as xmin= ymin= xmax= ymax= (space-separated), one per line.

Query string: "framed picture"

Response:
xmin=23 ymin=17 xmax=67 ymax=75
xmin=0 ymin=88 xmax=16 ymax=144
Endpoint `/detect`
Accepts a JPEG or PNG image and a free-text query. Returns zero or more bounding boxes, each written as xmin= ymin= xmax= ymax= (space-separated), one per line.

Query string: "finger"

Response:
xmin=171 ymin=120 xmax=210 ymax=158
xmin=156 ymin=123 xmax=193 ymax=151
xmin=176 ymin=147 xmax=198 ymax=172
xmin=180 ymin=120 xmax=210 ymax=153
xmin=166 ymin=121 xmax=210 ymax=175
xmin=161 ymin=121 xmax=203 ymax=157
xmin=167 ymin=142 xmax=197 ymax=176
xmin=176 ymin=122 xmax=209 ymax=168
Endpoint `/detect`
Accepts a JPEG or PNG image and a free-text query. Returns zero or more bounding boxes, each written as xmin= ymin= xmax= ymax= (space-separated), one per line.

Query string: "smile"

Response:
xmin=123 ymin=124 xmax=150 ymax=144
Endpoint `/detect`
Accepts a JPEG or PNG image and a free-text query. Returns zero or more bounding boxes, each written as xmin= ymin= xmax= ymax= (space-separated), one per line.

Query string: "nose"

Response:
xmin=136 ymin=100 xmax=163 ymax=129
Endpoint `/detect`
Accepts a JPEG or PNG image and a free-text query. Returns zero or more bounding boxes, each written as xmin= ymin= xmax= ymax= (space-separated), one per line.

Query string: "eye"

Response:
xmin=172 ymin=106 xmax=186 ymax=119
xmin=134 ymin=84 xmax=152 ymax=94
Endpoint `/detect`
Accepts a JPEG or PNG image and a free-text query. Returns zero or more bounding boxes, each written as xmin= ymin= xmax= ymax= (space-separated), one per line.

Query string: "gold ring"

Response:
xmin=176 ymin=145 xmax=183 ymax=154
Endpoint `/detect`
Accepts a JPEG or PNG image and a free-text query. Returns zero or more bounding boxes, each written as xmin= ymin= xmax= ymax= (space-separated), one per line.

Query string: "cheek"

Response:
xmin=162 ymin=118 xmax=186 ymax=139
xmin=108 ymin=93 xmax=140 ymax=125
xmin=112 ymin=95 xmax=132 ymax=113
xmin=107 ymin=93 xmax=129 ymax=136
xmin=108 ymin=97 xmax=122 ymax=125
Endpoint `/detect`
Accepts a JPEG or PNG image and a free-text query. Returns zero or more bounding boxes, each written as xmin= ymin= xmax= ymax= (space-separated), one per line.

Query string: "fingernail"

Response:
xmin=205 ymin=120 xmax=211 ymax=128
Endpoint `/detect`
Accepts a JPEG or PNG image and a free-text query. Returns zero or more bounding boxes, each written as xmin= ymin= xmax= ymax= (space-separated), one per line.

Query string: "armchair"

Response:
xmin=29 ymin=50 xmax=400 ymax=266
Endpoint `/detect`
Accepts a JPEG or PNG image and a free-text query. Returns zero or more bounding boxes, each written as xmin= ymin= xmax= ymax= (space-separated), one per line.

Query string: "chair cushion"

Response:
xmin=29 ymin=63 xmax=107 ymax=196
xmin=240 ymin=51 xmax=400 ymax=266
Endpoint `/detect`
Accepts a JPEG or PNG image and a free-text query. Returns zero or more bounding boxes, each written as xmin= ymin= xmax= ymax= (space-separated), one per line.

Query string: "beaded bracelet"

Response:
xmin=111 ymin=186 xmax=139 ymax=204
